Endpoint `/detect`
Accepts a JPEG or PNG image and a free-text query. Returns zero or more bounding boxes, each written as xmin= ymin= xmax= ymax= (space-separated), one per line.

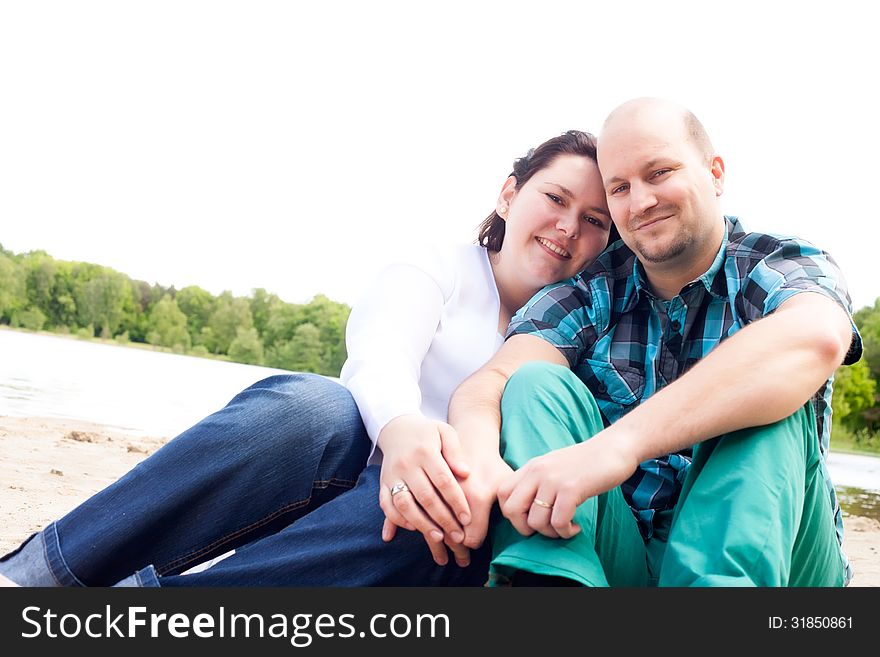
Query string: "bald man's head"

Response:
xmin=601 ymin=97 xmax=714 ymax=164
xmin=595 ymin=97 xmax=726 ymax=281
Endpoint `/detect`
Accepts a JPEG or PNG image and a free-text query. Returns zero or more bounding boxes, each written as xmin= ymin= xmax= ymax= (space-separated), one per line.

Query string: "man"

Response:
xmin=448 ymin=98 xmax=862 ymax=586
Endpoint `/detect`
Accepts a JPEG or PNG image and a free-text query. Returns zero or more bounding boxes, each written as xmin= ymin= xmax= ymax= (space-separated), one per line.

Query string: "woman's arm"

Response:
xmin=340 ymin=260 xmax=472 ymax=565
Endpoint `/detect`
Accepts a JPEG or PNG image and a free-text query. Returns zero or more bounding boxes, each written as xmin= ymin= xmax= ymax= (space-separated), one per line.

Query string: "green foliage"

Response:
xmin=188 ymin=344 xmax=210 ymax=358
xmin=831 ymin=423 xmax=880 ymax=456
xmin=266 ymin=323 xmax=324 ymax=373
xmin=48 ymin=261 xmax=79 ymax=328
xmin=228 ymin=326 xmax=264 ymax=365
xmin=0 ymin=245 xmax=351 ymax=374
xmin=301 ymin=294 xmax=350 ymax=374
xmin=76 ymin=271 xmax=132 ymax=338
xmin=829 ymin=299 xmax=880 ymax=452
xmin=23 ymin=252 xmax=57 ymax=316
xmin=177 ymin=286 xmax=215 ymax=346
xmin=0 ymin=254 xmax=26 ymax=321
xmin=146 ymin=295 xmax=191 ymax=351
xmin=250 ymin=288 xmax=282 ymax=339
xmin=15 ymin=307 xmax=46 ymax=331
xmin=122 ymin=280 xmax=153 ymax=342
xmin=204 ymin=293 xmax=254 ymax=355
xmin=854 ymin=298 xmax=880 ymax=380
xmin=832 ymin=359 xmax=876 ymax=428
xmin=261 ymin=295 xmax=350 ymax=375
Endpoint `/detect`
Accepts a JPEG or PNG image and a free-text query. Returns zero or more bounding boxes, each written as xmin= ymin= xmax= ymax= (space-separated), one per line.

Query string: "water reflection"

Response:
xmin=836 ymin=486 xmax=880 ymax=521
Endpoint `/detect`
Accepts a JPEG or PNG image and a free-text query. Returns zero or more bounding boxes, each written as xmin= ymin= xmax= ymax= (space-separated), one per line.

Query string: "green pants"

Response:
xmin=490 ymin=362 xmax=845 ymax=587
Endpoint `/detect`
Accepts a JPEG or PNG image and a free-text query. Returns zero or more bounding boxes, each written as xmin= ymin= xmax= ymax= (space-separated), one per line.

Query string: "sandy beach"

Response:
xmin=1 ymin=415 xmax=878 ymax=586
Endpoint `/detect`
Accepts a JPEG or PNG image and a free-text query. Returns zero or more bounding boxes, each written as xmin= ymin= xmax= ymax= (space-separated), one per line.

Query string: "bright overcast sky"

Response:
xmin=1 ymin=1 xmax=877 ymax=312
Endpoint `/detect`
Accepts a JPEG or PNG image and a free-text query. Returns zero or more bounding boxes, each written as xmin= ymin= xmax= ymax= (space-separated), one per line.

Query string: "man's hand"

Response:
xmin=445 ymin=334 xmax=569 ymax=551
xmin=497 ymin=431 xmax=639 ymax=539
xmin=377 ymin=414 xmax=472 ymax=566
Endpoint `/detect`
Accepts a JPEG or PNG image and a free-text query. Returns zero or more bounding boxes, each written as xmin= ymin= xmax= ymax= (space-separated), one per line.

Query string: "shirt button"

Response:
xmin=596 ymin=382 xmax=607 ymax=394
xmin=670 ymin=320 xmax=681 ymax=332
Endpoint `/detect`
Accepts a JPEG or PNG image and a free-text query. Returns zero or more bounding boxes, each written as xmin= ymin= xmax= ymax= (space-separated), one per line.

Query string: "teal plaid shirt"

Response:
xmin=507 ymin=216 xmax=862 ymax=578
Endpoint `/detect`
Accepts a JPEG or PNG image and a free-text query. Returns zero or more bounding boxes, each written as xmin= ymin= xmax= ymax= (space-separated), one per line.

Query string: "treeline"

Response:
xmin=832 ymin=299 xmax=880 ymax=452
xmin=0 ymin=244 xmax=350 ymax=376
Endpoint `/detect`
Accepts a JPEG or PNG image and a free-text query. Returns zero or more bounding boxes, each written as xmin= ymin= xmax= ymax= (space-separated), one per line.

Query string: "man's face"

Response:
xmin=597 ymin=113 xmax=723 ymax=269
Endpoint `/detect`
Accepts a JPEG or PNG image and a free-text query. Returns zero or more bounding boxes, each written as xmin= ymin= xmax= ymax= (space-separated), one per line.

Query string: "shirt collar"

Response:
xmin=627 ymin=215 xmax=742 ymax=304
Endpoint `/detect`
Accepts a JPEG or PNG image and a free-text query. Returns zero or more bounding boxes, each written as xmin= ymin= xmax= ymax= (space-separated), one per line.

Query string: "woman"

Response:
xmin=0 ymin=130 xmax=612 ymax=586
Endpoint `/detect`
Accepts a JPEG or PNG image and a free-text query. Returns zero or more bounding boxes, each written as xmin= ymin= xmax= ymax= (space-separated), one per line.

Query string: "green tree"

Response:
xmin=75 ymin=271 xmax=132 ymax=337
xmin=832 ymin=359 xmax=877 ymax=428
xmin=177 ymin=285 xmax=215 ymax=346
xmin=121 ymin=279 xmax=154 ymax=342
xmin=0 ymin=253 xmax=26 ymax=322
xmin=68 ymin=260 xmax=110 ymax=330
xmin=204 ymin=292 xmax=254 ymax=354
xmin=260 ymin=295 xmax=350 ymax=375
xmin=854 ymin=299 xmax=880 ymax=379
xmin=262 ymin=302 xmax=305 ymax=350
xmin=266 ymin=323 xmax=324 ymax=372
xmin=0 ymin=244 xmax=355 ymax=377
xmin=146 ymin=295 xmax=191 ymax=351
xmin=48 ymin=261 xmax=79 ymax=329
xmin=305 ymin=294 xmax=350 ymax=375
xmin=250 ymin=288 xmax=282 ymax=340
xmin=228 ymin=326 xmax=264 ymax=365
xmin=22 ymin=251 xmax=56 ymax=317
xmin=16 ymin=307 xmax=46 ymax=331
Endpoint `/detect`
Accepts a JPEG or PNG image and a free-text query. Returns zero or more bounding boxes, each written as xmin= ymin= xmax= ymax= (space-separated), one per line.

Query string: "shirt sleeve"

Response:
xmin=736 ymin=237 xmax=863 ymax=365
xmin=506 ymin=278 xmax=598 ymax=369
xmin=339 ymin=261 xmax=447 ymax=456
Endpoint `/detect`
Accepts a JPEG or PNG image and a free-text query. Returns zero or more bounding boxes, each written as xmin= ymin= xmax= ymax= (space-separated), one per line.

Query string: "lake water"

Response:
xmin=0 ymin=328 xmax=293 ymax=437
xmin=2 ymin=328 xmax=878 ymax=517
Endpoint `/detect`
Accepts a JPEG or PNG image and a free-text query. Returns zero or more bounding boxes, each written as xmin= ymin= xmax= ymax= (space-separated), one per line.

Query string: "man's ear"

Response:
xmin=710 ymin=156 xmax=725 ymax=196
xmin=497 ymin=176 xmax=518 ymax=218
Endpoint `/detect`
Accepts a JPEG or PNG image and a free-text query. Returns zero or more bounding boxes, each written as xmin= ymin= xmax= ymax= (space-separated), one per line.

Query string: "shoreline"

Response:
xmin=1 ymin=415 xmax=878 ymax=586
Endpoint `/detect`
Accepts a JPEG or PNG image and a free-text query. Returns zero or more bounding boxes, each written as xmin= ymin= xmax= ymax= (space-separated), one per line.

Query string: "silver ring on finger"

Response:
xmin=390 ymin=481 xmax=410 ymax=498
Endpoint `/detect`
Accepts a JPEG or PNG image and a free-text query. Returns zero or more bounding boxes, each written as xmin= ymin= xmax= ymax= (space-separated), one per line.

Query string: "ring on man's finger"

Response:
xmin=532 ymin=497 xmax=553 ymax=509
xmin=390 ymin=481 xmax=410 ymax=497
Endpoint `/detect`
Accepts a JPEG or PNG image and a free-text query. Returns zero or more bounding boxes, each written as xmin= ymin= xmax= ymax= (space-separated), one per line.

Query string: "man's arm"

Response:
xmin=613 ymin=292 xmax=852 ymax=460
xmin=498 ymin=292 xmax=854 ymax=538
xmin=447 ymin=333 xmax=568 ymax=547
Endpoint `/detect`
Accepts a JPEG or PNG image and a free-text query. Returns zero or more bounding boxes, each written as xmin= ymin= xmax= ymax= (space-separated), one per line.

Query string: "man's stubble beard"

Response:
xmin=634 ymin=229 xmax=693 ymax=264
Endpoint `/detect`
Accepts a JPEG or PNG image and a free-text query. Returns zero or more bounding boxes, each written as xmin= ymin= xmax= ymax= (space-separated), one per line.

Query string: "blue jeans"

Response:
xmin=0 ymin=374 xmax=490 ymax=586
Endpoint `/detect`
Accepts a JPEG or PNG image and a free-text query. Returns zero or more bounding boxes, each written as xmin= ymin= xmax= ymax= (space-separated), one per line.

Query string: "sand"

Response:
xmin=1 ymin=415 xmax=877 ymax=586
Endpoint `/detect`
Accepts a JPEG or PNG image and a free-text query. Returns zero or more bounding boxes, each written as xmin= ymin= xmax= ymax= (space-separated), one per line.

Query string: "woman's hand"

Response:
xmin=377 ymin=414 xmax=473 ymax=566
xmin=496 ymin=432 xmax=639 ymax=539
xmin=458 ymin=451 xmax=513 ymax=550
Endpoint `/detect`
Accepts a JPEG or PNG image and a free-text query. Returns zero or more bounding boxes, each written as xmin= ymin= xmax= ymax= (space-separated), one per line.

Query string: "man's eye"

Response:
xmin=651 ymin=169 xmax=671 ymax=178
xmin=610 ymin=184 xmax=629 ymax=195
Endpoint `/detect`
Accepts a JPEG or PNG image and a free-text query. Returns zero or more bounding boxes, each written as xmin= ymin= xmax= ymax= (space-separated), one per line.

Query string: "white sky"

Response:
xmin=1 ymin=1 xmax=877 ymax=312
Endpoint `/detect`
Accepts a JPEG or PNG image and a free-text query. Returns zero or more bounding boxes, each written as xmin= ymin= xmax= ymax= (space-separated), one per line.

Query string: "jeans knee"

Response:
xmin=247 ymin=374 xmax=362 ymax=426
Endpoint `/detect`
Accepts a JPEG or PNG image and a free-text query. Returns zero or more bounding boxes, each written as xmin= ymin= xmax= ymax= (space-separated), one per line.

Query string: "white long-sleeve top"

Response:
xmin=339 ymin=244 xmax=503 ymax=465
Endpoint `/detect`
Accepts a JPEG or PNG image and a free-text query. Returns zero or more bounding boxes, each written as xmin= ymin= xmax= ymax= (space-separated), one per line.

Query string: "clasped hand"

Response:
xmin=496 ymin=435 xmax=639 ymax=539
xmin=377 ymin=414 xmax=511 ymax=566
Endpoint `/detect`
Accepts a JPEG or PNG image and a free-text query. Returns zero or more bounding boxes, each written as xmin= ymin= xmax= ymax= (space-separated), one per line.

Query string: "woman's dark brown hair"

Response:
xmin=477 ymin=130 xmax=617 ymax=251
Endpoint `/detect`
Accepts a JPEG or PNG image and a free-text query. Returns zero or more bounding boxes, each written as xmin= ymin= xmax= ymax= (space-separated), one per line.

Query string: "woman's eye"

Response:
xmin=582 ymin=215 xmax=603 ymax=227
xmin=546 ymin=193 xmax=564 ymax=205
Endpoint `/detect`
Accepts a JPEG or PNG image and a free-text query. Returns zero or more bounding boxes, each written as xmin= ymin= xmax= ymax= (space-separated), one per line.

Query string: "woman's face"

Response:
xmin=497 ymin=154 xmax=611 ymax=288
